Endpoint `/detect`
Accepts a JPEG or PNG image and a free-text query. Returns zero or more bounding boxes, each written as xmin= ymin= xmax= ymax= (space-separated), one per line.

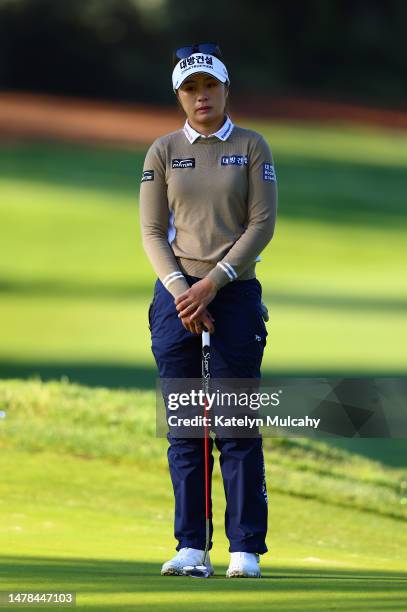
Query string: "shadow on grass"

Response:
xmin=0 ymin=555 xmax=407 ymax=592
xmin=276 ymin=155 xmax=407 ymax=228
xmin=1 ymin=362 xmax=406 ymax=393
xmin=0 ymin=278 xmax=152 ymax=300
xmin=0 ymin=143 xmax=146 ymax=197
xmin=319 ymin=438 xmax=407 ymax=468
xmin=1 ymin=143 xmax=407 ymax=228
xmin=1 ymin=556 xmax=406 ymax=611
xmin=0 ymin=362 xmax=158 ymax=390
xmin=2 ymin=277 xmax=407 ymax=314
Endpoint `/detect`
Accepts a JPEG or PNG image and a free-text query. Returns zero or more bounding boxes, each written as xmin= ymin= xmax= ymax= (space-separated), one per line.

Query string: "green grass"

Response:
xmin=0 ymin=379 xmax=406 ymax=611
xmin=0 ymin=120 xmax=406 ymax=387
xmin=1 ymin=120 xmax=406 ymax=609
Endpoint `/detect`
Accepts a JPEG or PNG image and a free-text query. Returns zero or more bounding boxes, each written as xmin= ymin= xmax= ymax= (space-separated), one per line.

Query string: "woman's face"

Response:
xmin=177 ymin=73 xmax=228 ymax=126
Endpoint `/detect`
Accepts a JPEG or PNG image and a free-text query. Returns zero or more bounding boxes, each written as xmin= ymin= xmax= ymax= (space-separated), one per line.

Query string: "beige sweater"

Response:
xmin=139 ymin=118 xmax=277 ymax=298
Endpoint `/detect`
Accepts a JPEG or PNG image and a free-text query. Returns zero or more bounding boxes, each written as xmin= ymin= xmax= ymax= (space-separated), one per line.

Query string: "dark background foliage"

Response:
xmin=0 ymin=0 xmax=405 ymax=106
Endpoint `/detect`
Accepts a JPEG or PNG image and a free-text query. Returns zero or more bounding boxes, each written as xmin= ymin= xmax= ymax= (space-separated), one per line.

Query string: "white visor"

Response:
xmin=172 ymin=53 xmax=229 ymax=91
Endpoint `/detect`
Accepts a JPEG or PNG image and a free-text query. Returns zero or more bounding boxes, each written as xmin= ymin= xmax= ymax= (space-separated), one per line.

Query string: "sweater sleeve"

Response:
xmin=139 ymin=140 xmax=190 ymax=298
xmin=206 ymin=135 xmax=277 ymax=289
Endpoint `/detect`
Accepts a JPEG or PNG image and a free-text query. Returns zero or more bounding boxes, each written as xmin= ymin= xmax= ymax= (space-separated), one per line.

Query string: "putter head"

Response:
xmin=182 ymin=564 xmax=211 ymax=578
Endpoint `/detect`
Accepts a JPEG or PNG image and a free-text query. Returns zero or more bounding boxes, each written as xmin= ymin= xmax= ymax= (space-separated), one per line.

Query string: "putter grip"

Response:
xmin=202 ymin=329 xmax=210 ymax=347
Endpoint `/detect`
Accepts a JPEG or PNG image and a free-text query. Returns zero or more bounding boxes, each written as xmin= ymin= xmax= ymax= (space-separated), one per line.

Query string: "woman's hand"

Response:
xmin=179 ymin=308 xmax=215 ymax=335
xmin=175 ymin=278 xmax=218 ymax=322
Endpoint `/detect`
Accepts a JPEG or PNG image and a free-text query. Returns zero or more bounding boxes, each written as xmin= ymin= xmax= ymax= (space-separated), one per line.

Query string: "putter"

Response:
xmin=182 ymin=328 xmax=211 ymax=578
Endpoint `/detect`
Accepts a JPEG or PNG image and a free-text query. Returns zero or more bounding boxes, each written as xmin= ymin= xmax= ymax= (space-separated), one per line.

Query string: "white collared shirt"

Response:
xmin=183 ymin=115 xmax=234 ymax=144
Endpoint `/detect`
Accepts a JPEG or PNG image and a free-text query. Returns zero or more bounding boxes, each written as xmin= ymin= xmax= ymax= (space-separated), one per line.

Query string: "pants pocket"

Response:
xmin=243 ymin=284 xmax=268 ymax=344
xmin=148 ymin=299 xmax=155 ymax=332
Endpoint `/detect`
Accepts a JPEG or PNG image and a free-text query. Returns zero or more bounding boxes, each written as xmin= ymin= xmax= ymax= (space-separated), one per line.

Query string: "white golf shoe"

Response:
xmin=161 ymin=547 xmax=214 ymax=576
xmin=226 ymin=552 xmax=261 ymax=578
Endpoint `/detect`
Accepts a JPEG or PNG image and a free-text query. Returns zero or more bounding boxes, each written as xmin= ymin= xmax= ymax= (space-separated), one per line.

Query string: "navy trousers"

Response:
xmin=149 ymin=275 xmax=269 ymax=554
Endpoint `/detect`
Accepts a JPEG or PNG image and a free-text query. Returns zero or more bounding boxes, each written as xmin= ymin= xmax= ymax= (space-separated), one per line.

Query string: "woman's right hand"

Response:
xmin=179 ymin=308 xmax=215 ymax=335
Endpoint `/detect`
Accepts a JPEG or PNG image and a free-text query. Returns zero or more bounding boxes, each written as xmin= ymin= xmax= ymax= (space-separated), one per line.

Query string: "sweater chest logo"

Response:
xmin=172 ymin=158 xmax=195 ymax=169
xmin=221 ymin=155 xmax=248 ymax=166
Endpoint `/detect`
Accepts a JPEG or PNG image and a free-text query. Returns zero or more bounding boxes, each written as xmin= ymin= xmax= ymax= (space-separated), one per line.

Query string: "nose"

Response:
xmin=197 ymin=87 xmax=209 ymax=100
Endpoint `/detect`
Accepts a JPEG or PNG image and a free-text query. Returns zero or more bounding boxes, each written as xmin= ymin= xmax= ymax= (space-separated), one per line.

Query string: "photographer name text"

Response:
xmin=168 ymin=415 xmax=321 ymax=429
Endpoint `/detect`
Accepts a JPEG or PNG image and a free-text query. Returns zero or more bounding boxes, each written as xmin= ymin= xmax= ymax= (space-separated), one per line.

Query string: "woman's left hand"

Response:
xmin=175 ymin=278 xmax=218 ymax=321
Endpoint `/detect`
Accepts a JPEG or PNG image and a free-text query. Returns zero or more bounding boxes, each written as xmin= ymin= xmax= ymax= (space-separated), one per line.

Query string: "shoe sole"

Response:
xmin=226 ymin=570 xmax=261 ymax=578
xmin=161 ymin=567 xmax=214 ymax=577
xmin=161 ymin=567 xmax=184 ymax=576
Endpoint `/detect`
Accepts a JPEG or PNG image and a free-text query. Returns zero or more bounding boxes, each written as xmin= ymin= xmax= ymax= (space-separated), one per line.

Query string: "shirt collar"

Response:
xmin=183 ymin=115 xmax=234 ymax=144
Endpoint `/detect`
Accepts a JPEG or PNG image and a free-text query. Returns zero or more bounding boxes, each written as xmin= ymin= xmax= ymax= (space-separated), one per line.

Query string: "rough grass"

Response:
xmin=1 ymin=379 xmax=406 ymax=521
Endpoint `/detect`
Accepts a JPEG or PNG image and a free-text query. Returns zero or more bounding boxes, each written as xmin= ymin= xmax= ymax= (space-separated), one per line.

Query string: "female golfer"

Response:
xmin=140 ymin=43 xmax=277 ymax=578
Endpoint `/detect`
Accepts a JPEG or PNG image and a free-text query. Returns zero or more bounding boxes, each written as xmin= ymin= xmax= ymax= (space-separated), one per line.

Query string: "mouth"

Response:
xmin=196 ymin=106 xmax=211 ymax=113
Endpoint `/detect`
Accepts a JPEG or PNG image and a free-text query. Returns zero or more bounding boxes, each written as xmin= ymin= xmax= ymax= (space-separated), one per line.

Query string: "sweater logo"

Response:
xmin=221 ymin=155 xmax=248 ymax=166
xmin=172 ymin=158 xmax=195 ymax=168
xmin=263 ymin=163 xmax=276 ymax=181
xmin=141 ymin=170 xmax=154 ymax=182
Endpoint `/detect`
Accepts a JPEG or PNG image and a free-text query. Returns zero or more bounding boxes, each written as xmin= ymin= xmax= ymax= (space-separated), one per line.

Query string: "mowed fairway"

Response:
xmin=1 ymin=380 xmax=407 ymax=611
xmin=0 ymin=120 xmax=406 ymax=388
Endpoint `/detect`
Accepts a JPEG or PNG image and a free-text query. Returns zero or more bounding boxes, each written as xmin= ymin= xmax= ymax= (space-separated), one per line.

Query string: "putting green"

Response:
xmin=1 ymin=451 xmax=406 ymax=611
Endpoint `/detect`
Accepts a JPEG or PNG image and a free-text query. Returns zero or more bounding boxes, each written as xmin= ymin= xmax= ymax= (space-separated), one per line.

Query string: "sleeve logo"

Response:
xmin=141 ymin=170 xmax=154 ymax=182
xmin=172 ymin=158 xmax=195 ymax=169
xmin=263 ymin=163 xmax=276 ymax=182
